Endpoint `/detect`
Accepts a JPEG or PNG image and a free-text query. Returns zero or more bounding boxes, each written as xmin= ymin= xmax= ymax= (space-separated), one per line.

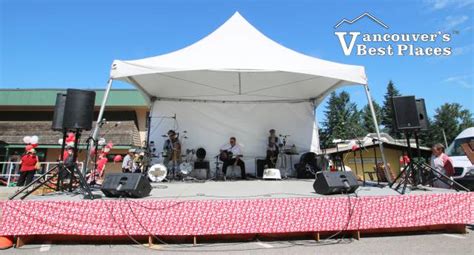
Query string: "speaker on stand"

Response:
xmin=63 ymin=89 xmax=96 ymax=130
xmin=10 ymin=89 xmax=98 ymax=200
xmin=416 ymin=98 xmax=429 ymax=131
xmin=52 ymin=93 xmax=67 ymax=131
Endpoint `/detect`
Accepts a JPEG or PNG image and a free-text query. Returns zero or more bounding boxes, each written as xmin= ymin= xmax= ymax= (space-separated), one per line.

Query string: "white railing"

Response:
xmin=0 ymin=161 xmax=84 ymax=187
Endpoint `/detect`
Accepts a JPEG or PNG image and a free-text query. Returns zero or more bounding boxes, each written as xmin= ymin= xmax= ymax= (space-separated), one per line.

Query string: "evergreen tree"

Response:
xmin=381 ymin=80 xmax=401 ymax=138
xmin=361 ymin=101 xmax=382 ymax=134
xmin=417 ymin=115 xmax=435 ymax=147
xmin=320 ymin=91 xmax=363 ymax=148
xmin=431 ymin=103 xmax=474 ymax=146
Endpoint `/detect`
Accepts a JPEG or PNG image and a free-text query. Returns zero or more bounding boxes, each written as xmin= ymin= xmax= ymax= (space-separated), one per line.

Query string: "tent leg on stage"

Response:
xmin=363 ymin=84 xmax=391 ymax=183
xmin=193 ymin=236 xmax=197 ymax=246
xmin=84 ymin=78 xmax=114 ymax=175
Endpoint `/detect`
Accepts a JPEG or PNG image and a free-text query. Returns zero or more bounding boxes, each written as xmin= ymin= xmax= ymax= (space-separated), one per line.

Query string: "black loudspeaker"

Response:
xmin=392 ymin=96 xmax=421 ymax=131
xmin=313 ymin=171 xmax=359 ymax=195
xmin=256 ymin=159 xmax=266 ymax=178
xmin=416 ymin=98 xmax=429 ymax=131
xmin=101 ymin=173 xmax=152 ymax=198
xmin=194 ymin=161 xmax=210 ymax=170
xmin=62 ymin=89 xmax=96 ymax=130
xmin=51 ymin=93 xmax=67 ymax=131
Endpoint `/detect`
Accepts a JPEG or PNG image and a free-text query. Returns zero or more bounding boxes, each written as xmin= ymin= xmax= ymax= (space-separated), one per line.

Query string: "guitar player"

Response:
xmin=219 ymin=137 xmax=246 ymax=180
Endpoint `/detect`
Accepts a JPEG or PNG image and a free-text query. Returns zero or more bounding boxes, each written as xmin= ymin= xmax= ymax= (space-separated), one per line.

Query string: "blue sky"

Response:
xmin=1 ymin=0 xmax=473 ymax=124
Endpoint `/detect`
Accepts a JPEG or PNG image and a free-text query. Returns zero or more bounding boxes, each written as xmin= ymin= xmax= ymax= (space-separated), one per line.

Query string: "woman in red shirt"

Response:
xmin=17 ymin=149 xmax=39 ymax=186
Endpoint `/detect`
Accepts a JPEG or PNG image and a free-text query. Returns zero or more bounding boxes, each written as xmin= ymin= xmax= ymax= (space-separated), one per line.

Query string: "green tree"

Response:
xmin=431 ymin=103 xmax=474 ymax=146
xmin=381 ymin=80 xmax=401 ymax=138
xmin=361 ymin=101 xmax=383 ymax=134
xmin=320 ymin=91 xmax=364 ymax=148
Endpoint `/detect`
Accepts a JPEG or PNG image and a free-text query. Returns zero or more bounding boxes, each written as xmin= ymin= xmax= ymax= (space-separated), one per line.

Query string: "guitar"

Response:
xmin=219 ymin=151 xmax=233 ymax=161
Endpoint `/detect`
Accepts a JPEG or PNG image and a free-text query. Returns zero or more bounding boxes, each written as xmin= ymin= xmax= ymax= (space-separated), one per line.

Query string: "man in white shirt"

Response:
xmin=122 ymin=149 xmax=134 ymax=173
xmin=220 ymin=137 xmax=246 ymax=180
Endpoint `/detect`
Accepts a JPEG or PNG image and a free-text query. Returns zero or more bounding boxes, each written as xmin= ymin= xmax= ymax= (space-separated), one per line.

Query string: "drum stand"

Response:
xmin=276 ymin=151 xmax=288 ymax=178
xmin=210 ymin=155 xmax=221 ymax=181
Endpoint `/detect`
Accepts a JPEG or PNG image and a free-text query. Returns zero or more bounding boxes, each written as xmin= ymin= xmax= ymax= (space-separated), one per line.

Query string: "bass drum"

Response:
xmin=179 ymin=162 xmax=193 ymax=175
xmin=148 ymin=164 xmax=167 ymax=182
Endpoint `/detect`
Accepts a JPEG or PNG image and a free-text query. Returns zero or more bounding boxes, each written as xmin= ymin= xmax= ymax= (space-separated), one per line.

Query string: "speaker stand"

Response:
xmin=10 ymin=130 xmax=96 ymax=200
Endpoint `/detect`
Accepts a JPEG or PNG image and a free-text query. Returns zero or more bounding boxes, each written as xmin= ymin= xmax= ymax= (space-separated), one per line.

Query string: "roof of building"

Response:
xmin=0 ymin=89 xmax=148 ymax=107
xmin=323 ymin=133 xmax=431 ymax=154
xmin=0 ymin=121 xmax=141 ymax=148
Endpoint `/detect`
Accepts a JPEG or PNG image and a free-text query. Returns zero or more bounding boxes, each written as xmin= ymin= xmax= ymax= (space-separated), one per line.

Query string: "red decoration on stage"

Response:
xmin=0 ymin=193 xmax=472 ymax=237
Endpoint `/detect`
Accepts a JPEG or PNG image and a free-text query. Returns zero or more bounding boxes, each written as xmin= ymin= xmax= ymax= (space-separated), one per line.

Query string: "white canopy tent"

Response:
xmin=93 ymin=12 xmax=389 ymax=178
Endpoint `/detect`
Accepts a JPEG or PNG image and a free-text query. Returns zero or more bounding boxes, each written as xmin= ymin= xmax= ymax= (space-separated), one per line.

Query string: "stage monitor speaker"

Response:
xmin=392 ymin=96 xmax=421 ymax=131
xmin=416 ymin=98 xmax=429 ymax=131
xmin=101 ymin=173 xmax=152 ymax=198
xmin=51 ymin=93 xmax=67 ymax=131
xmin=256 ymin=159 xmax=267 ymax=178
xmin=313 ymin=171 xmax=359 ymax=195
xmin=62 ymin=89 xmax=96 ymax=130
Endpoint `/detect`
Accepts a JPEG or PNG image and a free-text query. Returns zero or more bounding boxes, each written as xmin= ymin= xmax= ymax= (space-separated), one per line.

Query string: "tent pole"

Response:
xmin=363 ymin=84 xmax=392 ymax=183
xmin=84 ymin=78 xmax=114 ymax=175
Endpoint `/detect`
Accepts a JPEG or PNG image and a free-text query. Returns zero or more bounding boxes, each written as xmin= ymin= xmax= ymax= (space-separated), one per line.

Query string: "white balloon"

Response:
xmin=98 ymin=138 xmax=106 ymax=146
xmin=23 ymin=136 xmax=31 ymax=144
xmin=58 ymin=138 xmax=64 ymax=145
xmin=30 ymin=135 xmax=39 ymax=144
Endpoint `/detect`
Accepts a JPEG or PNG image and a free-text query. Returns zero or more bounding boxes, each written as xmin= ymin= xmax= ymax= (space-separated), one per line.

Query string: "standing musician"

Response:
xmin=220 ymin=137 xmax=246 ymax=180
xmin=266 ymin=129 xmax=280 ymax=168
xmin=163 ymin=130 xmax=182 ymax=171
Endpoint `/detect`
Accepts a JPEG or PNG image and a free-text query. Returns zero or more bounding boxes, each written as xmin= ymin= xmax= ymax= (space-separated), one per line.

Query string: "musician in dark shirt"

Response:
xmin=266 ymin=129 xmax=280 ymax=168
xmin=220 ymin=137 xmax=246 ymax=180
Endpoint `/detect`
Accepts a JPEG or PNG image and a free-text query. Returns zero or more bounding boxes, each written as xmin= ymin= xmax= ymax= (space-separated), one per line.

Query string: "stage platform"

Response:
xmin=0 ymin=179 xmax=473 ymax=246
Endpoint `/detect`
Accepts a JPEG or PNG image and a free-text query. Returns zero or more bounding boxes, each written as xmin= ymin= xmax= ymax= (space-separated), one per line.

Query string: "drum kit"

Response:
xmin=147 ymin=130 xmax=208 ymax=182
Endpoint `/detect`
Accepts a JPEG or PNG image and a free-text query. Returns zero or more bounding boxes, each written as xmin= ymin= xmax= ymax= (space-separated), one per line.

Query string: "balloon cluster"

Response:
xmin=58 ymin=132 xmax=76 ymax=147
xmin=23 ymin=135 xmax=39 ymax=151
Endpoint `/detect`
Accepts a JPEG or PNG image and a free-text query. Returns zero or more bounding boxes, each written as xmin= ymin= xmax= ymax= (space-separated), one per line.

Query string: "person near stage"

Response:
xmin=163 ymin=130 xmax=182 ymax=170
xmin=96 ymin=154 xmax=108 ymax=177
xmin=132 ymin=151 xmax=145 ymax=173
xmin=220 ymin=137 xmax=246 ymax=180
xmin=17 ymin=149 xmax=39 ymax=186
xmin=266 ymin=129 xmax=280 ymax=168
xmin=430 ymin=143 xmax=454 ymax=189
xmin=122 ymin=149 xmax=134 ymax=173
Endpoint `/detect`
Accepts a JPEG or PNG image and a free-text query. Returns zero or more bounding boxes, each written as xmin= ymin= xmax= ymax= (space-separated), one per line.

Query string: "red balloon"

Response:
xmin=31 ymin=143 xmax=39 ymax=148
xmin=113 ymin=155 xmax=123 ymax=162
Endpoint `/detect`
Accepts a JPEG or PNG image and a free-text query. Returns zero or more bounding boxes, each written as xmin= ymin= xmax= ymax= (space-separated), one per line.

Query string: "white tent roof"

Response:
xmin=110 ymin=12 xmax=367 ymax=102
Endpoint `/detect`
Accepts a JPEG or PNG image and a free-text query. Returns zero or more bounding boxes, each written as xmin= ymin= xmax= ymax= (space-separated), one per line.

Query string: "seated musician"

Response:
xmin=163 ymin=130 xmax=181 ymax=167
xmin=266 ymin=129 xmax=280 ymax=168
xmin=220 ymin=137 xmax=246 ymax=180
